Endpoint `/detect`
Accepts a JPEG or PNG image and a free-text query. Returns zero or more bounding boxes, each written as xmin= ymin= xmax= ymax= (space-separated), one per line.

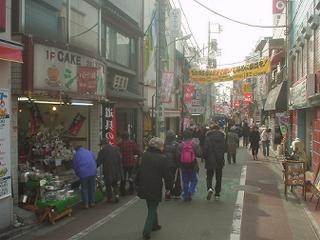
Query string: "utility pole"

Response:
xmin=155 ymin=0 xmax=166 ymax=138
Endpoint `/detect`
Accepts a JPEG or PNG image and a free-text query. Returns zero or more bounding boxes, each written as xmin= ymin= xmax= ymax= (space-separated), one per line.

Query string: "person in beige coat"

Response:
xmin=226 ymin=126 xmax=239 ymax=164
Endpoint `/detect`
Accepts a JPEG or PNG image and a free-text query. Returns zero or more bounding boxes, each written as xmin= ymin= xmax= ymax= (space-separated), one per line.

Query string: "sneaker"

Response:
xmin=214 ymin=195 xmax=220 ymax=201
xmin=152 ymin=225 xmax=162 ymax=231
xmin=114 ymin=195 xmax=120 ymax=203
xmin=143 ymin=233 xmax=151 ymax=240
xmin=207 ymin=188 xmax=213 ymax=200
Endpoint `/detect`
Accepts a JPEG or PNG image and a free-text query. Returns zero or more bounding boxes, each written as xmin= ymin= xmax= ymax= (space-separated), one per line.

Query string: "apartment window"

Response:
xmin=308 ymin=37 xmax=314 ymax=74
xmin=70 ymin=1 xmax=98 ymax=54
xmin=25 ymin=0 xmax=67 ymax=42
xmin=104 ymin=25 xmax=137 ymax=69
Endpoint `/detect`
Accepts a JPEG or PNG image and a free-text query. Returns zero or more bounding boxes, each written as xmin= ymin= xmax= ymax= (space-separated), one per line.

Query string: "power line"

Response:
xmin=177 ymin=0 xmax=201 ymax=50
xmin=192 ymin=0 xmax=287 ymax=29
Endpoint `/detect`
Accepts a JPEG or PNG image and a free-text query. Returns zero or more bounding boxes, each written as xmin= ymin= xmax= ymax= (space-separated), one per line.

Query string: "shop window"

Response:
xmin=25 ymin=0 xmax=67 ymax=43
xmin=70 ymin=1 xmax=98 ymax=54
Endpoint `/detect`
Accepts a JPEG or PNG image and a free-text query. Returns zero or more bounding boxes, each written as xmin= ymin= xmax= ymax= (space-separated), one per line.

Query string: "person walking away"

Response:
xmin=261 ymin=128 xmax=272 ymax=157
xmin=177 ymin=129 xmax=201 ymax=202
xmin=203 ymin=124 xmax=227 ymax=201
xmin=73 ymin=146 xmax=97 ymax=208
xmin=118 ymin=131 xmax=141 ymax=195
xmin=136 ymin=137 xmax=171 ymax=240
xmin=227 ymin=126 xmax=239 ymax=164
xmin=97 ymin=139 xmax=124 ymax=203
xmin=163 ymin=130 xmax=181 ymax=200
xmin=242 ymin=121 xmax=250 ymax=147
xmin=249 ymin=126 xmax=261 ymax=161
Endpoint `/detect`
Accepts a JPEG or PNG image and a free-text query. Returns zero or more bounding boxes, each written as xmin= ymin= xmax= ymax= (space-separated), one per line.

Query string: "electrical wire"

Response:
xmin=177 ymin=0 xmax=201 ymax=50
xmin=144 ymin=10 xmax=156 ymax=36
xmin=71 ymin=22 xmax=98 ymax=39
xmin=192 ymin=0 xmax=287 ymax=29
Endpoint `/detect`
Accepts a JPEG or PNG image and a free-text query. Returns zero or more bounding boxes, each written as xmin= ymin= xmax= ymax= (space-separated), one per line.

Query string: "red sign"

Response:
xmin=243 ymin=92 xmax=252 ymax=103
xmin=184 ymin=84 xmax=195 ymax=104
xmin=273 ymin=0 xmax=285 ymax=14
xmin=0 ymin=0 xmax=5 ymax=32
xmin=78 ymin=67 xmax=97 ymax=94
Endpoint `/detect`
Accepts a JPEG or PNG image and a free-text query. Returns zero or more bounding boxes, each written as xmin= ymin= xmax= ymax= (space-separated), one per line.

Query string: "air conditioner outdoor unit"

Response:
xmin=308 ymin=14 xmax=320 ymax=30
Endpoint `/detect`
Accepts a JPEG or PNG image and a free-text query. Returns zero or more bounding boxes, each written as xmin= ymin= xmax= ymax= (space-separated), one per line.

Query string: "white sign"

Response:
xmin=113 ymin=74 xmax=128 ymax=91
xmin=0 ymin=88 xmax=11 ymax=199
xmin=188 ymin=106 xmax=205 ymax=114
xmin=33 ymin=44 xmax=105 ymax=96
xmin=170 ymin=9 xmax=181 ymax=38
xmin=290 ymin=77 xmax=308 ymax=109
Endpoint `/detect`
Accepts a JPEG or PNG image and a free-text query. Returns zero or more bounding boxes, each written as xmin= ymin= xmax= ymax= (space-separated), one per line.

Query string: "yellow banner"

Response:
xmin=189 ymin=58 xmax=271 ymax=84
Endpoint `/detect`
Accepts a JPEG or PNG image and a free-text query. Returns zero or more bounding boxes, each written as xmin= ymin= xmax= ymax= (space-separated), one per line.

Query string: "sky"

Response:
xmin=171 ymin=0 xmax=273 ymax=67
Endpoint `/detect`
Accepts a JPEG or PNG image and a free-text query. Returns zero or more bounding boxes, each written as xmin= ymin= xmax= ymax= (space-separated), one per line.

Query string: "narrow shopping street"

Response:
xmin=6 ymin=147 xmax=319 ymax=240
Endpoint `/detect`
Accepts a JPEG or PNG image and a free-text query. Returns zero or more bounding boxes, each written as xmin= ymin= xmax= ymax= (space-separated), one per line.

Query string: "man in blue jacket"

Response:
xmin=73 ymin=146 xmax=97 ymax=208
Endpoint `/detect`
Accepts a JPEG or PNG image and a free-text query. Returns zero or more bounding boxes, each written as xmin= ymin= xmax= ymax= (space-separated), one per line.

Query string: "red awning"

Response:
xmin=0 ymin=40 xmax=23 ymax=63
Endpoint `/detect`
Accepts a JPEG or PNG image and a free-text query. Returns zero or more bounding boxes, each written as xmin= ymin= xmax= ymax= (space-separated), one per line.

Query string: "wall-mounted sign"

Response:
xmin=113 ymin=74 xmax=128 ymax=91
xmin=160 ymin=72 xmax=174 ymax=103
xmin=33 ymin=44 xmax=105 ymax=96
xmin=0 ymin=89 xmax=11 ymax=199
xmin=290 ymin=76 xmax=308 ymax=109
xmin=102 ymin=103 xmax=117 ymax=145
xmin=188 ymin=106 xmax=204 ymax=114
xmin=184 ymin=84 xmax=195 ymax=104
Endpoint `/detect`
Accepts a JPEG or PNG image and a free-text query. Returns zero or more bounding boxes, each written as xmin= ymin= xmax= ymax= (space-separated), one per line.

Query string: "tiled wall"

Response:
xmin=313 ymin=108 xmax=320 ymax=171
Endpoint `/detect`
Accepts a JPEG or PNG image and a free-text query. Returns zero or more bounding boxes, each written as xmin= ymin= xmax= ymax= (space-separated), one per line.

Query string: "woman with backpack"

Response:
xmin=177 ymin=129 xmax=201 ymax=202
xmin=164 ymin=130 xmax=181 ymax=200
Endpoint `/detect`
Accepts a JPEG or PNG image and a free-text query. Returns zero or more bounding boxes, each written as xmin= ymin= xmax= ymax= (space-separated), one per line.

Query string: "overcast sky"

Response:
xmin=172 ymin=0 xmax=273 ymax=67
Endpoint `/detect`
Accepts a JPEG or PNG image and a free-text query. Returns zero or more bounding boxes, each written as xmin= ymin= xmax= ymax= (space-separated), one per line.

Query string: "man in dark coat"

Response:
xmin=97 ymin=139 xmax=124 ymax=203
xmin=164 ymin=130 xmax=181 ymax=200
xmin=203 ymin=124 xmax=227 ymax=201
xmin=136 ymin=137 xmax=171 ymax=240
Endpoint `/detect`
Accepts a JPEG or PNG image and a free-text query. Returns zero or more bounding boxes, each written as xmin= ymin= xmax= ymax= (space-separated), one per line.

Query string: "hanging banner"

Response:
xmin=0 ymin=89 xmax=11 ymax=199
xmin=184 ymin=84 xmax=195 ymax=104
xmin=102 ymin=103 xmax=117 ymax=145
xmin=68 ymin=113 xmax=86 ymax=136
xmin=189 ymin=58 xmax=271 ymax=84
xmin=160 ymin=72 xmax=174 ymax=103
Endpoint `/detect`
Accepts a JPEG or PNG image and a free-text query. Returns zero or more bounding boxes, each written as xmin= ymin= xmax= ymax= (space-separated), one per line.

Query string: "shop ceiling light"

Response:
xmin=34 ymin=100 xmax=62 ymax=105
xmin=71 ymin=100 xmax=93 ymax=106
xmin=18 ymin=97 xmax=32 ymax=101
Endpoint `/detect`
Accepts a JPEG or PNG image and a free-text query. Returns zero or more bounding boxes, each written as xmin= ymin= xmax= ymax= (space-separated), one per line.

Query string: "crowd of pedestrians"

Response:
xmin=72 ymin=121 xmax=278 ymax=239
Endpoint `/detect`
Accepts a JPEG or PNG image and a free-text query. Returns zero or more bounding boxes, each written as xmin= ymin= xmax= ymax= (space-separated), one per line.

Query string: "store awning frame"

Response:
xmin=0 ymin=38 xmax=23 ymax=63
xmin=264 ymin=81 xmax=287 ymax=111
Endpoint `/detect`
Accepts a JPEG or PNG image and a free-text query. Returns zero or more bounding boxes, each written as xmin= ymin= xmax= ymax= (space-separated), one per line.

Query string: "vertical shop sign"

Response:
xmin=102 ymin=103 xmax=117 ymax=145
xmin=0 ymin=0 xmax=5 ymax=32
xmin=184 ymin=84 xmax=195 ymax=104
xmin=78 ymin=67 xmax=97 ymax=94
xmin=0 ymin=89 xmax=11 ymax=199
xmin=160 ymin=72 xmax=174 ymax=103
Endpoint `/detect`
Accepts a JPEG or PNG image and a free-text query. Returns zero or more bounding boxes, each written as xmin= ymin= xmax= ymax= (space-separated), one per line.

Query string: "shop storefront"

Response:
xmin=106 ymin=67 xmax=144 ymax=144
xmin=13 ymin=41 xmax=106 ymax=217
xmin=289 ymin=75 xmax=314 ymax=170
xmin=0 ymin=32 xmax=23 ymax=229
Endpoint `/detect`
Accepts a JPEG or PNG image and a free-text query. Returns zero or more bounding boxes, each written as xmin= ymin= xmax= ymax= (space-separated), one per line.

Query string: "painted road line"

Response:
xmin=68 ymin=197 xmax=139 ymax=240
xmin=230 ymin=165 xmax=247 ymax=240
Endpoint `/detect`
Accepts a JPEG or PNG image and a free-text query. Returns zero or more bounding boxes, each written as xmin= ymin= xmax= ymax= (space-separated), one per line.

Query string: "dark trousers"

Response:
xmin=227 ymin=151 xmax=236 ymax=164
xmin=251 ymin=145 xmax=259 ymax=157
xmin=206 ymin=168 xmax=223 ymax=196
xmin=262 ymin=140 xmax=270 ymax=156
xmin=169 ymin=167 xmax=182 ymax=196
xmin=243 ymin=135 xmax=249 ymax=147
xmin=181 ymin=169 xmax=198 ymax=199
xmin=143 ymin=200 xmax=159 ymax=236
xmin=80 ymin=176 xmax=96 ymax=205
xmin=120 ymin=166 xmax=134 ymax=195
xmin=105 ymin=179 xmax=119 ymax=200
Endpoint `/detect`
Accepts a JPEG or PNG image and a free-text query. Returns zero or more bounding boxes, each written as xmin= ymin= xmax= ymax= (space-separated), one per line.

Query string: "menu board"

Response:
xmin=0 ymin=88 xmax=11 ymax=199
xmin=285 ymin=161 xmax=305 ymax=186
